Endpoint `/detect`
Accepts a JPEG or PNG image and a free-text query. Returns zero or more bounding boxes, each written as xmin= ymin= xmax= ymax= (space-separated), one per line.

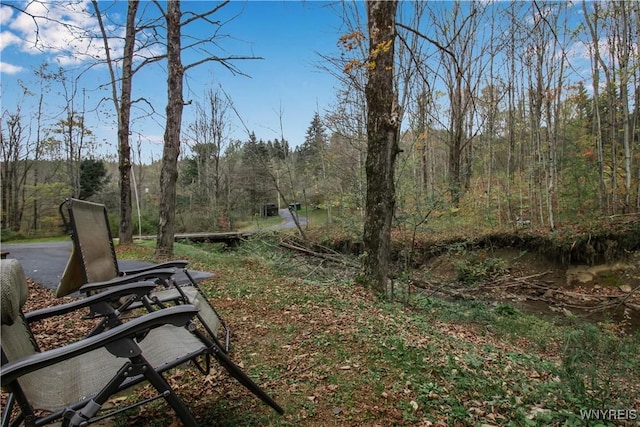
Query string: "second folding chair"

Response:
xmin=58 ymin=197 xmax=230 ymax=350
xmin=1 ymin=258 xmax=283 ymax=427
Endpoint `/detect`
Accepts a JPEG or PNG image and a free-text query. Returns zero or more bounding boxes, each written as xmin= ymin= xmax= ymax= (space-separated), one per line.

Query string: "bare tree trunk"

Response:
xmin=117 ymin=1 xmax=138 ymax=244
xmin=617 ymin=2 xmax=632 ymax=211
xmin=1 ymin=113 xmax=30 ymax=232
xmin=362 ymin=0 xmax=399 ymax=295
xmin=415 ymin=90 xmax=430 ymax=193
xmin=484 ymin=12 xmax=497 ymax=219
xmin=545 ymin=4 xmax=567 ymax=232
xmin=449 ymin=70 xmax=464 ymax=206
xmin=634 ymin=1 xmax=640 ymax=210
xmin=595 ymin=4 xmax=620 ymax=214
xmin=156 ymin=0 xmax=184 ymax=258
xmin=583 ymin=0 xmax=607 ymax=213
xmin=32 ymin=68 xmax=48 ymax=232
xmin=505 ymin=3 xmax=519 ymax=221
xmin=93 ymin=0 xmax=139 ymax=244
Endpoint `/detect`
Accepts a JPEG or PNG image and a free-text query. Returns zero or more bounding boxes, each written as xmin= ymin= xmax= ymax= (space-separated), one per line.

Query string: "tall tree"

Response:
xmin=431 ymin=1 xmax=484 ymax=206
xmin=297 ymin=112 xmax=329 ymax=216
xmin=91 ymin=0 xmax=139 ymax=245
xmin=0 ymin=110 xmax=30 ymax=231
xmin=240 ymin=133 xmax=276 ymax=216
xmin=323 ymin=19 xmax=369 ymax=217
xmin=185 ymin=87 xmax=230 ymax=214
xmin=30 ymin=63 xmax=56 ymax=232
xmin=156 ymin=0 xmax=184 ymax=258
xmin=50 ymin=69 xmax=96 ymax=199
xmin=614 ymin=1 xmax=634 ymax=210
xmin=298 ymin=113 xmax=328 ymax=176
xmin=362 ymin=0 xmax=399 ymax=294
xmin=152 ymin=0 xmax=259 ymax=257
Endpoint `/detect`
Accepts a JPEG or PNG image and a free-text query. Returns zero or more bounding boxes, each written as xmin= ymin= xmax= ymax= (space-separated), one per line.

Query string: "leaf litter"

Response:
xmin=2 ymin=243 xmax=639 ymax=427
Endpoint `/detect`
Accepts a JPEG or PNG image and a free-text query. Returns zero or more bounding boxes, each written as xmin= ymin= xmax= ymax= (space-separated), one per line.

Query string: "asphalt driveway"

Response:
xmin=1 ymin=209 xmax=303 ymax=291
xmin=263 ymin=208 xmax=307 ymax=231
xmin=1 ymin=240 xmax=156 ymax=291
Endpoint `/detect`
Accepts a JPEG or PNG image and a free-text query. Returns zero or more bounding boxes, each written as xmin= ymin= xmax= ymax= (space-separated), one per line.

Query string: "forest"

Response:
xmin=1 ymin=0 xmax=638 ymax=239
xmin=2 ymin=2 xmax=640 ymax=425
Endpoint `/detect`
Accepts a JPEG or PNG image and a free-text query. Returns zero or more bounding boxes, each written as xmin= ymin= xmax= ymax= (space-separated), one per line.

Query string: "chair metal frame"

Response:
xmin=58 ymin=198 xmax=231 ymax=351
xmin=1 ymin=260 xmax=283 ymax=427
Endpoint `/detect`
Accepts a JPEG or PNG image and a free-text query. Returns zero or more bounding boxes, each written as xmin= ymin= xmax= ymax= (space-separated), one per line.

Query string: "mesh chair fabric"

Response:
xmin=71 ymin=199 xmax=119 ymax=283
xmin=5 ymin=323 xmax=206 ymax=411
xmin=130 ymin=286 xmax=223 ymax=340
xmin=0 ymin=259 xmax=29 ymax=325
xmin=57 ymin=245 xmax=86 ymax=297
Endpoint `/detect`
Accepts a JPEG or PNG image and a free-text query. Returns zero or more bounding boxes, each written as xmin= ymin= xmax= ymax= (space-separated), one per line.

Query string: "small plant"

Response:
xmin=494 ymin=304 xmax=519 ymax=316
xmin=454 ymin=253 xmax=509 ymax=285
xmin=560 ymin=321 xmax=640 ymax=408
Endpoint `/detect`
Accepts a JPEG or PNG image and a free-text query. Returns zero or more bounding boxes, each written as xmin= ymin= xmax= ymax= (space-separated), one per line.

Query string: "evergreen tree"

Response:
xmin=299 ymin=112 xmax=327 ymax=159
xmin=296 ymin=113 xmax=328 ymax=204
xmin=79 ymin=159 xmax=110 ymax=200
xmin=241 ymin=133 xmax=274 ymax=213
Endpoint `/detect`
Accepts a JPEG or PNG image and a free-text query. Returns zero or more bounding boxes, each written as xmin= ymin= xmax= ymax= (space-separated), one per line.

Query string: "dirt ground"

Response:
xmin=413 ymin=247 xmax=640 ymax=334
xmin=3 ymin=231 xmax=639 ymax=426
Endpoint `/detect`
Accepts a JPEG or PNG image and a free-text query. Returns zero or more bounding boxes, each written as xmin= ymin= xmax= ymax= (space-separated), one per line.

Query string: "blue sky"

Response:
xmin=1 ymin=1 xmax=605 ymax=164
xmin=0 ymin=1 xmax=349 ymax=162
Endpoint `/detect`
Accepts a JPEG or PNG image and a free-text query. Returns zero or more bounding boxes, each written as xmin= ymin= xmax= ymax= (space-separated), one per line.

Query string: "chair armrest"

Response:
xmin=1 ymin=305 xmax=199 ymax=386
xmin=121 ymin=260 xmax=189 ymax=275
xmin=79 ymin=268 xmax=177 ymax=294
xmin=24 ymin=282 xmax=158 ymax=323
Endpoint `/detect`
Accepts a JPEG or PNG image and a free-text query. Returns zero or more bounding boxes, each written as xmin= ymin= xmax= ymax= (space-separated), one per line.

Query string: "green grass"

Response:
xmin=1 ymin=233 xmax=68 ymax=243
xmin=303 ymin=206 xmax=329 ymax=227
xmin=110 ymin=237 xmax=639 ymax=426
xmin=235 ymin=214 xmax=285 ymax=232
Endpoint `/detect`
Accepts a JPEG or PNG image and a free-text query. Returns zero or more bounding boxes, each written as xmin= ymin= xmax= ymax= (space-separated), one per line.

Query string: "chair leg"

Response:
xmin=138 ymin=355 xmax=200 ymax=427
xmin=65 ymin=362 xmax=133 ymax=427
xmin=63 ymin=356 xmax=198 ymax=427
xmin=1 ymin=386 xmax=35 ymax=427
xmin=211 ymin=345 xmax=284 ymax=414
xmin=1 ymin=393 xmax=26 ymax=427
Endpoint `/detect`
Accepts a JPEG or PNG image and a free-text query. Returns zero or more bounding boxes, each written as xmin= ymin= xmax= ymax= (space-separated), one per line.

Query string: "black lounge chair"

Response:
xmin=58 ymin=198 xmax=230 ymax=350
xmin=0 ymin=259 xmax=284 ymax=427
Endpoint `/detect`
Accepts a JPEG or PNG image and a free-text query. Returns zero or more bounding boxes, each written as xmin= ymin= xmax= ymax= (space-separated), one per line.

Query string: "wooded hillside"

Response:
xmin=2 ymin=1 xmax=638 ymax=238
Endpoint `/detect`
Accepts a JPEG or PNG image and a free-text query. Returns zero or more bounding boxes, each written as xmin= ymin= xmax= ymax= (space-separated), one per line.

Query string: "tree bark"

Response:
xmin=583 ymin=0 xmax=607 ymax=213
xmin=92 ymin=0 xmax=138 ymax=244
xmin=616 ymin=2 xmax=632 ymax=211
xmin=117 ymin=1 xmax=138 ymax=245
xmin=156 ymin=0 xmax=184 ymax=258
xmin=362 ymin=0 xmax=399 ymax=295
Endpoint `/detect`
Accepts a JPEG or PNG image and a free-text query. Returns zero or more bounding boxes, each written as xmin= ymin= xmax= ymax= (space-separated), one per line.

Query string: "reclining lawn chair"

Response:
xmin=1 ymin=259 xmax=283 ymax=427
xmin=58 ymin=198 xmax=230 ymax=350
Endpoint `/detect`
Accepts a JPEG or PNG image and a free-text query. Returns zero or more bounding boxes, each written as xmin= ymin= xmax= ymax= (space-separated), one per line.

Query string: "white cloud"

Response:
xmin=567 ymin=40 xmax=589 ymax=61
xmin=0 ymin=61 xmax=25 ymax=75
xmin=0 ymin=30 xmax=21 ymax=51
xmin=0 ymin=5 xmax=14 ymax=25
xmin=5 ymin=0 xmax=126 ymax=64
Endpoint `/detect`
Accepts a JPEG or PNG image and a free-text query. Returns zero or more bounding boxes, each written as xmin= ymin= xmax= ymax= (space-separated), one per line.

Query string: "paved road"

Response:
xmin=1 ymin=209 xmax=302 ymax=291
xmin=262 ymin=208 xmax=307 ymax=231
xmin=1 ymin=240 xmax=157 ymax=291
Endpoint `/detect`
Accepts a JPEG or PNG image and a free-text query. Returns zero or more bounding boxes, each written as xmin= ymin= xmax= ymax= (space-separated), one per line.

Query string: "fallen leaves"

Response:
xmin=4 ymin=240 xmax=638 ymax=427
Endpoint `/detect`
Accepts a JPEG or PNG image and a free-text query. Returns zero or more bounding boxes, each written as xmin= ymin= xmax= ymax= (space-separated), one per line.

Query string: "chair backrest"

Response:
xmin=58 ymin=198 xmax=120 ymax=296
xmin=1 ymin=258 xmax=210 ymax=417
xmin=1 ymin=259 xmax=37 ymax=362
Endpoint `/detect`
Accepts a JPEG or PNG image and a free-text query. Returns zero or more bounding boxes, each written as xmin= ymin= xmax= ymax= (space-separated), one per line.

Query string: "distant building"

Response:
xmin=261 ymin=203 xmax=278 ymax=217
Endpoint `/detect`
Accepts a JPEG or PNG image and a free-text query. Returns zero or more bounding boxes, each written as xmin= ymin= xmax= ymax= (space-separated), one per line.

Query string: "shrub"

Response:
xmin=455 ymin=253 xmax=508 ymax=285
xmin=0 ymin=229 xmax=25 ymax=242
